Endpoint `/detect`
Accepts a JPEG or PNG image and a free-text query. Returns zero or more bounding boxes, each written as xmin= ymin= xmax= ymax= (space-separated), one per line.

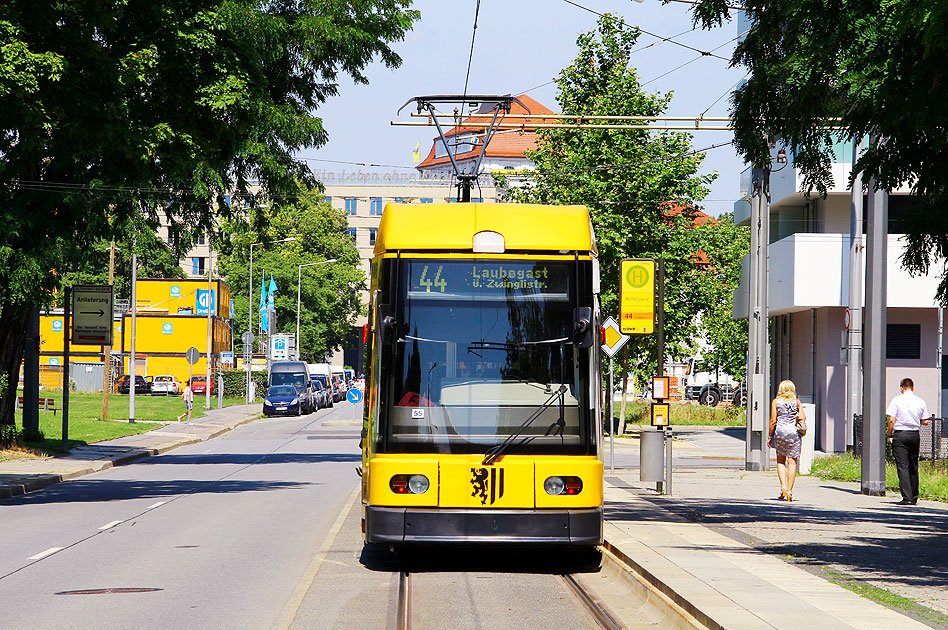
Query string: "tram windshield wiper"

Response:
xmin=482 ymin=385 xmax=567 ymax=466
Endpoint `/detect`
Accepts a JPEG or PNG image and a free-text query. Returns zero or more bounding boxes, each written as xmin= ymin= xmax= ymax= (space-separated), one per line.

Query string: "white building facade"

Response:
xmin=732 ymin=144 xmax=942 ymax=453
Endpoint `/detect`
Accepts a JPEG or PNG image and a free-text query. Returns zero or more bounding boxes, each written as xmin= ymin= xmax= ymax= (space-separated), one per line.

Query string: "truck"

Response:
xmin=682 ymin=357 xmax=746 ymax=407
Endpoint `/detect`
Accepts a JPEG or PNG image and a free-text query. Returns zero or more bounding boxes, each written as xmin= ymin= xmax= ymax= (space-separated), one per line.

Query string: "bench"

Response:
xmin=15 ymin=396 xmax=59 ymax=415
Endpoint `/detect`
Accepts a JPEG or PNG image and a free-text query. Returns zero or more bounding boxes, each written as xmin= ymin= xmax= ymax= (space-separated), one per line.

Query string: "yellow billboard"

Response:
xmin=619 ymin=258 xmax=655 ymax=334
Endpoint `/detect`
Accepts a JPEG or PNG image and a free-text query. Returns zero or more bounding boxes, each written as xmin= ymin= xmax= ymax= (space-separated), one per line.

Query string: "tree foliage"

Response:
xmin=215 ymin=188 xmax=365 ymax=363
xmin=497 ymin=14 xmax=731 ymax=383
xmin=0 ymin=0 xmax=418 ymax=438
xmin=691 ymin=0 xmax=948 ymax=298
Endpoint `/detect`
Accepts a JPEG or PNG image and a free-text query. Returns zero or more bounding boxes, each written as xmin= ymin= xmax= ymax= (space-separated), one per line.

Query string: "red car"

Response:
xmin=189 ymin=375 xmax=212 ymax=395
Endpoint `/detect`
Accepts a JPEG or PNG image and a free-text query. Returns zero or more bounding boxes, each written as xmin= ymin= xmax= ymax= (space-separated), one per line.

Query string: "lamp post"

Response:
xmin=297 ymin=259 xmax=338 ymax=360
xmin=247 ymin=237 xmax=296 ymax=402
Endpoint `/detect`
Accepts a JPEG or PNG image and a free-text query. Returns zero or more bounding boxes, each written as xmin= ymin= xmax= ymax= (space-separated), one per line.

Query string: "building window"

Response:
xmin=369 ymin=228 xmax=378 ymax=246
xmin=346 ymin=227 xmax=357 ymax=241
xmin=195 ymin=233 xmax=205 ymax=245
xmin=446 ymin=198 xmax=457 ymax=203
xmin=886 ymin=324 xmax=921 ymax=360
xmin=370 ymin=197 xmax=384 ymax=215
xmin=323 ymin=196 xmax=332 ymax=204
xmin=395 ymin=197 xmax=410 ymax=203
xmin=472 ymin=197 xmax=484 ymax=203
xmin=421 ymin=198 xmax=433 ymax=204
xmin=192 ymin=257 xmax=206 ymax=275
xmin=345 ymin=198 xmax=358 ymax=215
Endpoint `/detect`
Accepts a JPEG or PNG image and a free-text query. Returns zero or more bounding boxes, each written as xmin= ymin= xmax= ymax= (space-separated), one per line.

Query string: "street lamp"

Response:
xmin=297 ymin=259 xmax=338 ymax=360
xmin=246 ymin=237 xmax=296 ymax=403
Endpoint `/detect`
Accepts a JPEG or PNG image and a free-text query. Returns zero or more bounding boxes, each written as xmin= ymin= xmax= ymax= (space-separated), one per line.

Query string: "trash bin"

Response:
xmin=640 ymin=429 xmax=665 ymax=482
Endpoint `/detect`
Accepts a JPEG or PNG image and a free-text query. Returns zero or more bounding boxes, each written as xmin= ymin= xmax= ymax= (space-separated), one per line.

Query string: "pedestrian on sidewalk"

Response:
xmin=886 ymin=377 xmax=930 ymax=505
xmin=769 ymin=380 xmax=805 ymax=501
xmin=182 ymin=383 xmax=194 ymax=423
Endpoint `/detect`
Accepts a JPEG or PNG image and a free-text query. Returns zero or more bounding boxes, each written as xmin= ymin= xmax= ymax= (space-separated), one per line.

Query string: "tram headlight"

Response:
xmin=544 ymin=476 xmax=565 ymax=495
xmin=408 ymin=475 xmax=429 ymax=494
xmin=544 ymin=476 xmax=583 ymax=496
xmin=390 ymin=474 xmax=430 ymax=494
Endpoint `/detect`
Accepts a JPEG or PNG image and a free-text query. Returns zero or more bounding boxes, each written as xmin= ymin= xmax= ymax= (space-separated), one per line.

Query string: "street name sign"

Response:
xmin=619 ymin=258 xmax=655 ymax=334
xmin=71 ymin=285 xmax=114 ymax=345
xmin=600 ymin=317 xmax=629 ymax=358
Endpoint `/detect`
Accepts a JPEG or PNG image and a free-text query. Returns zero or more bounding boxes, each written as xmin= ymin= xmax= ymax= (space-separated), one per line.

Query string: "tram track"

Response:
xmin=391 ymin=545 xmax=707 ymax=630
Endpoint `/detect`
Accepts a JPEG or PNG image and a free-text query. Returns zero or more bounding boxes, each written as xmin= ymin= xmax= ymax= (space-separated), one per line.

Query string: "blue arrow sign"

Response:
xmin=346 ymin=388 xmax=363 ymax=404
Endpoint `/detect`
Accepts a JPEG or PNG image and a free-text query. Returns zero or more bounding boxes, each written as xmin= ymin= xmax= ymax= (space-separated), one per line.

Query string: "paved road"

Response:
xmin=0 ymin=402 xmax=363 ymax=630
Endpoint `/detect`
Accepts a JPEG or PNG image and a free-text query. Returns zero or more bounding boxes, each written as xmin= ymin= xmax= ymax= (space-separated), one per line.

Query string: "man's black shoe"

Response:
xmin=895 ymin=499 xmax=916 ymax=505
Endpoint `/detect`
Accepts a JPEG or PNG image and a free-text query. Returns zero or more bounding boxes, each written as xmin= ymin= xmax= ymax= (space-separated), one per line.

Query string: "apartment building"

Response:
xmin=732 ymin=142 xmax=941 ymax=453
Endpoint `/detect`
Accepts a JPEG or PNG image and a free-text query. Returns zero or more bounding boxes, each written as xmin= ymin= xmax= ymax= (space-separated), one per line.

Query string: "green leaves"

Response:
xmin=498 ymin=14 xmax=744 ymax=383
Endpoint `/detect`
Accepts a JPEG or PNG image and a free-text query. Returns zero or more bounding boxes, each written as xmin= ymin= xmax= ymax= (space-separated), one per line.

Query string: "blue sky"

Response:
xmin=305 ymin=0 xmax=747 ymax=216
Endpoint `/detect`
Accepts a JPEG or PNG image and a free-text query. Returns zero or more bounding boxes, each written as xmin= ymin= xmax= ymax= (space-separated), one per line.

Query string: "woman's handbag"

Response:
xmin=796 ymin=416 xmax=807 ymax=436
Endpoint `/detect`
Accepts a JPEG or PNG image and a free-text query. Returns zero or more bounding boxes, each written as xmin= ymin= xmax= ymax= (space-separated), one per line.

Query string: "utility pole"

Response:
xmin=62 ymin=287 xmax=71 ymax=450
xmin=129 ymin=232 xmax=137 ymax=423
xmin=846 ymin=139 xmax=864 ymax=448
xmin=746 ymin=165 xmax=769 ymax=471
xmin=102 ymin=241 xmax=115 ymax=421
xmin=862 ymin=138 xmax=887 ymax=496
xmin=206 ymin=233 xmax=213 ymax=410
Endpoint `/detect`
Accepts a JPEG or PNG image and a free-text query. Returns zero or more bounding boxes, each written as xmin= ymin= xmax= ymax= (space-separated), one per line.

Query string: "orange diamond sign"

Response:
xmin=601 ymin=317 xmax=629 ymax=357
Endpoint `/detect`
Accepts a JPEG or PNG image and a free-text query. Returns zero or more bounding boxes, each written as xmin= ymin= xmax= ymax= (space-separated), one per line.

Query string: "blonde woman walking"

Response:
xmin=769 ymin=380 xmax=805 ymax=501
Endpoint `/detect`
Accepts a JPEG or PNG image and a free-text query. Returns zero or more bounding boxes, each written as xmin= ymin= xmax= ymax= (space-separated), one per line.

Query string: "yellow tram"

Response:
xmin=361 ymin=203 xmax=603 ymax=545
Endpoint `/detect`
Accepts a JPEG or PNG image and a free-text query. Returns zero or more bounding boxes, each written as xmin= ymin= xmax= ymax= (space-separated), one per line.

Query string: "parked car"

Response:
xmin=270 ymin=361 xmax=314 ymax=414
xmin=331 ymin=374 xmax=345 ymax=401
xmin=311 ymin=374 xmax=333 ymax=407
xmin=262 ymin=385 xmax=301 ymax=417
xmin=189 ymin=375 xmax=212 ymax=395
xmin=151 ymin=375 xmax=181 ymax=396
xmin=116 ymin=375 xmax=151 ymax=395
xmin=310 ymin=378 xmax=329 ymax=409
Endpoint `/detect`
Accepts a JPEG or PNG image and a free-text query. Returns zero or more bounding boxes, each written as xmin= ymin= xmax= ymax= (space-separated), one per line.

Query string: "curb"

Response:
xmin=0 ymin=411 xmax=260 ymax=500
xmin=601 ymin=538 xmax=724 ymax=630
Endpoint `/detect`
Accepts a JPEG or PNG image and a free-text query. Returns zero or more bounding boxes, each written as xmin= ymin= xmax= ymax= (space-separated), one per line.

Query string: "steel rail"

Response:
xmin=396 ymin=571 xmax=412 ymax=630
xmin=562 ymin=573 xmax=625 ymax=630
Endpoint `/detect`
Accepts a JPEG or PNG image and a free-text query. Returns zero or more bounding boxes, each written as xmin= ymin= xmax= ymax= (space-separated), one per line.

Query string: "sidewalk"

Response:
xmin=0 ymin=404 xmax=260 ymax=499
xmin=603 ymin=435 xmax=948 ymax=629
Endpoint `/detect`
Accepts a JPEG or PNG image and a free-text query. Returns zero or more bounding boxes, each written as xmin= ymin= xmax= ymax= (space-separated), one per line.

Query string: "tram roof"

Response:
xmin=374 ymin=203 xmax=595 ymax=255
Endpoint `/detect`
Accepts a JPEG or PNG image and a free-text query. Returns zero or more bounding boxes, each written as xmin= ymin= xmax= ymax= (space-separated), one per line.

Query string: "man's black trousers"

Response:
xmin=891 ymin=430 xmax=920 ymax=502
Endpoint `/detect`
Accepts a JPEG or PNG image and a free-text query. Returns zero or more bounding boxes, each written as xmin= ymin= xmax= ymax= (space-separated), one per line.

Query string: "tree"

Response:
xmin=681 ymin=213 xmax=749 ymax=380
xmin=496 ymin=14 xmax=716 ymax=386
xmin=0 ymin=0 xmax=418 ymax=442
xmin=215 ymin=188 xmax=365 ymax=363
xmin=691 ymin=0 xmax=948 ymax=298
xmin=62 ymin=219 xmax=187 ymax=299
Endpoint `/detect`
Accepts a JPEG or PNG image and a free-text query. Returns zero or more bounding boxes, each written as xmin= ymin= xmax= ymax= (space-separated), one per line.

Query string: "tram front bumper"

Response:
xmin=364 ymin=506 xmax=603 ymax=546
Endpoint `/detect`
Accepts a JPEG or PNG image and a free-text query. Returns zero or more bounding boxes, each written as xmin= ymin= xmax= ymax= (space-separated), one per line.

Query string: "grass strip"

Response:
xmin=822 ymin=569 xmax=948 ymax=627
xmin=810 ymin=452 xmax=948 ymax=502
xmin=612 ymin=401 xmax=746 ymax=427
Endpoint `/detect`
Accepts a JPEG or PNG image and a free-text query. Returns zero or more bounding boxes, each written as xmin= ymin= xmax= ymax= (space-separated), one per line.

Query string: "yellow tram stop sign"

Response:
xmin=619 ymin=258 xmax=655 ymax=334
xmin=600 ymin=317 xmax=629 ymax=358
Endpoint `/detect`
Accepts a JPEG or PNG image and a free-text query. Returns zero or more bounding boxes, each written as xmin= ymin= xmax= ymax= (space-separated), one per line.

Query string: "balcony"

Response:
xmin=732 ymin=233 xmax=941 ymax=318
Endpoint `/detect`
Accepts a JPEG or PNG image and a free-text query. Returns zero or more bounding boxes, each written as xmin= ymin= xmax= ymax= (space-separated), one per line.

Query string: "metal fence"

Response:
xmin=853 ymin=413 xmax=948 ymax=461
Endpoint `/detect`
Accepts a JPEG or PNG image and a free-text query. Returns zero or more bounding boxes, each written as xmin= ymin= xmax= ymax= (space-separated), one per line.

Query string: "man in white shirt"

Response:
xmin=886 ymin=378 xmax=930 ymax=505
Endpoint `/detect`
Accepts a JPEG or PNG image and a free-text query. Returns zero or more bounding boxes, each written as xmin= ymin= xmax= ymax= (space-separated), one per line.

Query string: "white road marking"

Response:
xmin=28 ymin=547 xmax=63 ymax=560
xmin=146 ymin=501 xmax=166 ymax=510
xmin=98 ymin=520 xmax=123 ymax=530
xmin=275 ymin=484 xmax=360 ymax=630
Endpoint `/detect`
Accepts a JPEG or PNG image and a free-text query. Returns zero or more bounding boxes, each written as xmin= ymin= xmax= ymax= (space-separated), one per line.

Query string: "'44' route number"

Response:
xmin=419 ymin=265 xmax=447 ymax=293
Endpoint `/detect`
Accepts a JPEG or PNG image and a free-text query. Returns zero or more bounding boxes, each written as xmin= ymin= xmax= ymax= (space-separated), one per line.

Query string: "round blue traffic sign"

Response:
xmin=346 ymin=388 xmax=363 ymax=404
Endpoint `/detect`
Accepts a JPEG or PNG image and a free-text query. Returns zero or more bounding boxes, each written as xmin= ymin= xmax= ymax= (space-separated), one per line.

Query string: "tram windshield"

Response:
xmin=381 ymin=259 xmax=592 ymax=455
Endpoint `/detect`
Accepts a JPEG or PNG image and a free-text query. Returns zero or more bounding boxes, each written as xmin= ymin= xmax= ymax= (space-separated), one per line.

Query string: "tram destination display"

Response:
xmin=408 ymin=261 xmax=570 ymax=298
